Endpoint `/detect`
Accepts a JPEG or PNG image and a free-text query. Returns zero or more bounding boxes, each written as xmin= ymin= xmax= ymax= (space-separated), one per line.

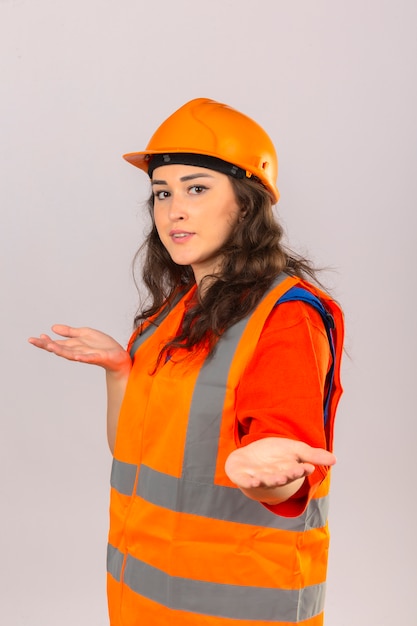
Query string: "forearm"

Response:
xmin=106 ymin=365 xmax=131 ymax=454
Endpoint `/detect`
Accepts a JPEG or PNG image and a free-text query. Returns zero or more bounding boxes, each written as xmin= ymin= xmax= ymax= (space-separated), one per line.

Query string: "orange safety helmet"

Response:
xmin=123 ymin=98 xmax=280 ymax=203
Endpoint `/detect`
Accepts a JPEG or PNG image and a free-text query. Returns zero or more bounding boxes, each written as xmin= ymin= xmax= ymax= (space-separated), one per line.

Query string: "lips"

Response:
xmin=169 ymin=230 xmax=195 ymax=242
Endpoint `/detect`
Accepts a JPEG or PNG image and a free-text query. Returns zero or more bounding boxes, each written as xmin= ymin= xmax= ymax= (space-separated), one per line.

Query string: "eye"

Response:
xmin=189 ymin=185 xmax=207 ymax=195
xmin=153 ymin=190 xmax=170 ymax=201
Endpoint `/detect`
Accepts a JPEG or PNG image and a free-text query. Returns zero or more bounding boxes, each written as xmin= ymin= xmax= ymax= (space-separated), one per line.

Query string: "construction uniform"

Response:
xmin=107 ymin=273 xmax=344 ymax=625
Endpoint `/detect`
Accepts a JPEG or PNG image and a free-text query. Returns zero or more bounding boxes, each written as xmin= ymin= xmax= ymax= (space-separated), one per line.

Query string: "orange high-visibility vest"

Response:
xmin=107 ymin=274 xmax=344 ymax=626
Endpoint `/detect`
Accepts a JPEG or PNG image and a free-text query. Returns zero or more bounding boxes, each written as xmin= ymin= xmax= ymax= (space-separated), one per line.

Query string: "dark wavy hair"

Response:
xmin=133 ymin=176 xmax=320 ymax=358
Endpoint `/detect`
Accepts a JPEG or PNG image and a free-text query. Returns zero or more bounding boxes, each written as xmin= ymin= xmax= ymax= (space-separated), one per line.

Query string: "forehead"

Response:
xmin=151 ymin=163 xmax=228 ymax=183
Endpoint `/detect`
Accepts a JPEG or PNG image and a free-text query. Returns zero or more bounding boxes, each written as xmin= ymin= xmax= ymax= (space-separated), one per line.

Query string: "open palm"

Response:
xmin=225 ymin=437 xmax=336 ymax=490
xmin=28 ymin=324 xmax=131 ymax=373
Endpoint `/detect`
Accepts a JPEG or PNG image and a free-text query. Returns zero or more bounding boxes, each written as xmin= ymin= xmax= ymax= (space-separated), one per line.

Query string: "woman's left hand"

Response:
xmin=225 ymin=437 xmax=336 ymax=504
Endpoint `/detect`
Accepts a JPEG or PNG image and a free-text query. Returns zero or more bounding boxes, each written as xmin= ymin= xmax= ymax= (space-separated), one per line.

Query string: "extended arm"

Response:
xmin=28 ymin=324 xmax=132 ymax=453
xmin=228 ymin=300 xmax=335 ymax=511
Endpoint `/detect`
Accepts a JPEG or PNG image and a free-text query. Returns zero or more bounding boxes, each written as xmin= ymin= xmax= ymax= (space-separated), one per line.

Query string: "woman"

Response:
xmin=29 ymin=98 xmax=344 ymax=626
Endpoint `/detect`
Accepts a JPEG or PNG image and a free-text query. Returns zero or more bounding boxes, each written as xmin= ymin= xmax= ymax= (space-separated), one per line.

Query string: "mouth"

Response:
xmin=169 ymin=230 xmax=195 ymax=242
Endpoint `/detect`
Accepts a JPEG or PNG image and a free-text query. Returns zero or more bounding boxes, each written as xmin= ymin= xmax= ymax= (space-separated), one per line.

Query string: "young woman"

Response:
xmin=29 ymin=98 xmax=344 ymax=626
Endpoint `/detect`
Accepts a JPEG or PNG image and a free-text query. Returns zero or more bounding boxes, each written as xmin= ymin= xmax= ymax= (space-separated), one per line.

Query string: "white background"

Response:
xmin=1 ymin=1 xmax=416 ymax=624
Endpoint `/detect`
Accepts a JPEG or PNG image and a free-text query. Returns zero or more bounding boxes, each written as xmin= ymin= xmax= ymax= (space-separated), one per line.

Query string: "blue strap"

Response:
xmin=275 ymin=287 xmax=335 ymax=426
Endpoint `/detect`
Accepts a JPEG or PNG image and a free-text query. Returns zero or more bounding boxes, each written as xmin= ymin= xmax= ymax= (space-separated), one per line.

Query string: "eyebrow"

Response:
xmin=151 ymin=172 xmax=215 ymax=185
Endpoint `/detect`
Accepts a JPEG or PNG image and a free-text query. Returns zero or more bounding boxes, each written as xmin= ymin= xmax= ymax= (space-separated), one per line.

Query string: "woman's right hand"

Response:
xmin=28 ymin=324 xmax=132 ymax=375
xmin=29 ymin=324 xmax=132 ymax=453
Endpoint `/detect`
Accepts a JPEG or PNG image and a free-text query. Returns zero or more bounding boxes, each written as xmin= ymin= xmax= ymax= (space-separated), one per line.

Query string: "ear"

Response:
xmin=239 ymin=208 xmax=248 ymax=222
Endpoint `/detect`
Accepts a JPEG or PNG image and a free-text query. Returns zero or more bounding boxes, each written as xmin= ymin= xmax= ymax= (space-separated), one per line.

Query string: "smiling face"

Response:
xmin=151 ymin=164 xmax=241 ymax=284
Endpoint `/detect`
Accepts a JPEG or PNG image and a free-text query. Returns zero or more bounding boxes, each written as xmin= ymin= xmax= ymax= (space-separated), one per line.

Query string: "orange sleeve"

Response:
xmin=236 ymin=300 xmax=332 ymax=517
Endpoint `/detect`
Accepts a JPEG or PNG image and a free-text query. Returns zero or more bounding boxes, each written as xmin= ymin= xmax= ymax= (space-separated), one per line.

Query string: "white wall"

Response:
xmin=1 ymin=1 xmax=416 ymax=624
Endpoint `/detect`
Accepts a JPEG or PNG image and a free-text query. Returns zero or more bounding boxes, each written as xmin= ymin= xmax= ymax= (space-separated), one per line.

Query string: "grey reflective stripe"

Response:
xmin=135 ymin=462 xmax=329 ymax=530
xmin=110 ymin=458 xmax=137 ymax=496
xmin=106 ymin=547 xmax=326 ymax=622
xmin=130 ymin=291 xmax=185 ymax=358
xmin=107 ymin=544 xmax=124 ymax=583
xmin=129 ymin=322 xmax=156 ymax=358
xmin=183 ymin=272 xmax=288 ymax=483
xmin=183 ymin=314 xmax=251 ymax=482
xmin=111 ymin=458 xmax=329 ymax=529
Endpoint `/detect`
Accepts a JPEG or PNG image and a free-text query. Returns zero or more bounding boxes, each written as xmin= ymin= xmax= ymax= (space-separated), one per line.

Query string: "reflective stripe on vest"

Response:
xmin=107 ymin=544 xmax=326 ymax=623
xmin=111 ymin=459 xmax=329 ymax=530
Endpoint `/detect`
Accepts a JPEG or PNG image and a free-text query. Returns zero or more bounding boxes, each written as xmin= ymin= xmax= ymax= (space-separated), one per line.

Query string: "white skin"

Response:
xmin=28 ymin=163 xmax=335 ymax=505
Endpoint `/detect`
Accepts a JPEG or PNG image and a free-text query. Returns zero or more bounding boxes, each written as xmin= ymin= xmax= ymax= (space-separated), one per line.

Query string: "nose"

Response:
xmin=168 ymin=193 xmax=187 ymax=221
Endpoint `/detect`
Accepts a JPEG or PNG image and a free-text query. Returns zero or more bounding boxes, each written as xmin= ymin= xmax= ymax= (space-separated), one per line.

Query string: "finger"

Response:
xmin=28 ymin=334 xmax=54 ymax=348
xmin=287 ymin=440 xmax=336 ymax=467
xmin=231 ymin=472 xmax=262 ymax=490
xmin=261 ymin=464 xmax=313 ymax=487
xmin=235 ymin=461 xmax=310 ymax=489
xmin=49 ymin=337 xmax=83 ymax=348
xmin=46 ymin=342 xmax=103 ymax=363
xmin=299 ymin=448 xmax=336 ymax=467
xmin=50 ymin=324 xmax=83 ymax=338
